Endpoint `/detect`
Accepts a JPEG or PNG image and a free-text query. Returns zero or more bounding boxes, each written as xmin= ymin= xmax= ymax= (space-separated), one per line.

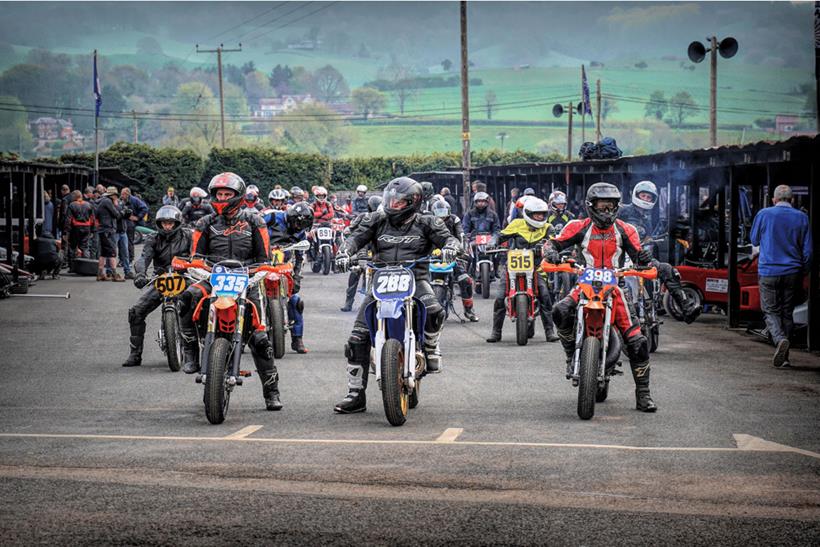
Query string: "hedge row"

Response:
xmin=58 ymin=143 xmax=561 ymax=206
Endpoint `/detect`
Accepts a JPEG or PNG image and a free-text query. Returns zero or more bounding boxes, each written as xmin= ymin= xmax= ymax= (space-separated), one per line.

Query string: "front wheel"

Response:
xmin=204 ymin=337 xmax=232 ymax=425
xmin=268 ymin=298 xmax=286 ymax=359
xmin=163 ymin=308 xmax=182 ymax=372
xmin=381 ymin=338 xmax=408 ymax=427
xmin=578 ymin=336 xmax=601 ymax=420
xmin=480 ymin=263 xmax=491 ymax=299
xmin=515 ymin=294 xmax=529 ymax=346
xmin=321 ymin=246 xmax=332 ymax=275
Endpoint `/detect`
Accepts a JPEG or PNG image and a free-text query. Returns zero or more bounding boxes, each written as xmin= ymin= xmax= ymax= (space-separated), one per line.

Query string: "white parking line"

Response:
xmin=224 ymin=425 xmax=264 ymax=440
xmin=0 ymin=431 xmax=817 ymax=459
xmin=436 ymin=428 xmax=463 ymax=443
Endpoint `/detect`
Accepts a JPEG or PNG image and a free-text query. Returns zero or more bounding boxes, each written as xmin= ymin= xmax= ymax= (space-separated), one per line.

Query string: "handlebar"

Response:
xmin=540 ymin=260 xmax=657 ymax=279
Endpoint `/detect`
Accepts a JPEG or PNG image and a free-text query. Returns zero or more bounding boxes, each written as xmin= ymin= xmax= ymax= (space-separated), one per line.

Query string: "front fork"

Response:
xmin=570 ymin=299 xmax=612 ymax=384
xmin=373 ymin=298 xmax=417 ymax=392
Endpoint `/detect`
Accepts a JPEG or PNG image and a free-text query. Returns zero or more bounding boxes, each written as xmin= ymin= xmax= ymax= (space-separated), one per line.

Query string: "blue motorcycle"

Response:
xmin=362 ymin=259 xmax=431 ymax=426
xmin=429 ymin=256 xmax=465 ymax=323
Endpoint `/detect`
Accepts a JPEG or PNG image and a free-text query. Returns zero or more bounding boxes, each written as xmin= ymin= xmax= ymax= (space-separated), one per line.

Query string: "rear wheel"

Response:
xmin=515 ymin=294 xmax=529 ymax=346
xmin=268 ymin=298 xmax=286 ymax=359
xmin=663 ymin=286 xmax=702 ymax=322
xmin=204 ymin=337 xmax=232 ymax=425
xmin=480 ymin=263 xmax=491 ymax=299
xmin=381 ymin=339 xmax=407 ymax=427
xmin=578 ymin=336 xmax=601 ymax=420
xmin=163 ymin=308 xmax=182 ymax=372
xmin=321 ymin=246 xmax=332 ymax=275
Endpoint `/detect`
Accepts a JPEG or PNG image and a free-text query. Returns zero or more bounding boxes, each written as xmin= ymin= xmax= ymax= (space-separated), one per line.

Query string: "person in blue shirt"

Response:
xmin=120 ymin=187 xmax=149 ymax=264
xmin=264 ymin=202 xmax=314 ymax=354
xmin=750 ymin=185 xmax=812 ymax=368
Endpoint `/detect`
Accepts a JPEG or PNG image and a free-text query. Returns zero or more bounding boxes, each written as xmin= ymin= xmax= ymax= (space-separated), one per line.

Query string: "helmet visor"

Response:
xmin=383 ymin=186 xmax=414 ymax=211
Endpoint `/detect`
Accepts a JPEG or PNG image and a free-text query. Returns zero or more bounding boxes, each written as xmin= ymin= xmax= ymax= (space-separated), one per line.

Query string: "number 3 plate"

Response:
xmin=154 ymin=273 xmax=186 ymax=297
xmin=372 ymin=267 xmax=415 ymax=301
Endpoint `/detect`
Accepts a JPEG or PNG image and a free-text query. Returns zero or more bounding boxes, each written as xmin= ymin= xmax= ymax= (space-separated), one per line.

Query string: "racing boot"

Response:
xmin=424 ymin=329 xmax=443 ymax=373
xmin=557 ymin=326 xmax=576 ymax=377
xmin=670 ymin=289 xmax=700 ymax=324
xmin=291 ymin=335 xmax=307 ymax=354
xmin=485 ymin=300 xmax=506 ymax=343
xmin=462 ymin=299 xmax=479 ymax=322
xmin=261 ymin=369 xmax=283 ymax=411
xmin=250 ymin=331 xmax=282 ymax=411
xmin=545 ymin=327 xmax=560 ymax=343
xmin=630 ymin=362 xmax=658 ymax=412
xmin=122 ymin=318 xmax=145 ymax=367
xmin=180 ymin=333 xmax=200 ymax=374
xmin=334 ymin=364 xmax=368 ymax=414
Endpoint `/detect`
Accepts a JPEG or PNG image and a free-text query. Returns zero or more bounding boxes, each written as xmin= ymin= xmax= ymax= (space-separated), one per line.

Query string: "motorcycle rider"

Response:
xmin=177 ymin=172 xmax=282 ymax=411
xmin=430 ymin=197 xmax=479 ymax=322
xmin=340 ymin=195 xmax=382 ymax=312
xmin=486 ymin=197 xmax=559 ymax=343
xmin=462 ymin=191 xmax=501 ymax=240
xmin=546 ymin=191 xmax=575 ymax=235
xmin=122 ymin=206 xmax=192 ymax=367
xmin=351 ymin=185 xmax=370 ymax=215
xmin=242 ymin=184 xmax=265 ymax=212
xmin=289 ymin=186 xmax=305 ymax=205
xmin=181 ymin=187 xmax=214 ymax=226
xmin=545 ymin=182 xmax=657 ymax=412
xmin=65 ymin=189 xmax=96 ymax=266
xmin=333 ymin=177 xmax=460 ymax=413
xmin=310 ymin=186 xmax=335 ymax=263
xmin=268 ymin=188 xmax=288 ymax=211
xmin=420 ymin=181 xmax=436 ymax=213
xmin=265 ymin=201 xmax=314 ymax=354
xmin=618 ymin=180 xmax=701 ymax=324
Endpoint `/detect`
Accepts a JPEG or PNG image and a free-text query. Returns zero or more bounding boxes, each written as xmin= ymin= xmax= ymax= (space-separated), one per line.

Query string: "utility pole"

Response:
xmin=709 ymin=35 xmax=717 ymax=147
xmin=196 ymin=43 xmax=242 ymax=148
xmin=132 ymin=110 xmax=138 ymax=143
xmin=596 ymin=79 xmax=602 ymax=143
xmin=566 ymin=103 xmax=573 ymax=185
xmin=815 ymin=1 xmax=819 ymax=132
xmin=460 ymin=1 xmax=471 ymax=214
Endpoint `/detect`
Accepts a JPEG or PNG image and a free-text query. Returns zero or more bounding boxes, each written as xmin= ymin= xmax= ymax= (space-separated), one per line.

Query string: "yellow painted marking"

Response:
xmin=224 ymin=425 xmax=263 ymax=440
xmin=436 ymin=428 xmax=463 ymax=443
xmin=0 ymin=432 xmax=817 ymax=459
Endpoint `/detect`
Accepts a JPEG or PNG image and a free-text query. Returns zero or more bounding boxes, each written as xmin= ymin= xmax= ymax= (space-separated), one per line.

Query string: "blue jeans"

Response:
xmin=115 ymin=232 xmax=131 ymax=274
xmin=759 ymin=273 xmax=802 ymax=344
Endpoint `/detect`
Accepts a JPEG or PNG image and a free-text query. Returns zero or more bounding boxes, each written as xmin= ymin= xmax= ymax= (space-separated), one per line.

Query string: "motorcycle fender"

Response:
xmin=377 ymin=299 xmax=404 ymax=320
xmin=373 ymin=321 xmax=386 ymax=387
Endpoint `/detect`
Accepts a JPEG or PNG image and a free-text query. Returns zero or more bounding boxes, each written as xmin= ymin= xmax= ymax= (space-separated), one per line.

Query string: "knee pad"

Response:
xmin=426 ymin=308 xmax=444 ymax=333
xmin=249 ymin=330 xmax=273 ymax=360
xmin=625 ymin=334 xmax=649 ymax=364
xmin=345 ymin=331 xmax=371 ymax=364
xmin=127 ymin=307 xmax=140 ymax=325
xmin=552 ymin=297 xmax=576 ymax=330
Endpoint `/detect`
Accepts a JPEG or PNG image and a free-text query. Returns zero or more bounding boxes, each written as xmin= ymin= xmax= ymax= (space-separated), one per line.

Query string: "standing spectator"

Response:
xmin=65 ymin=189 xmax=95 ymax=265
xmin=42 ymin=191 xmax=54 ymax=236
xmin=57 ymin=184 xmax=71 ymax=235
xmin=114 ymin=195 xmax=135 ymax=279
xmin=441 ymin=187 xmax=459 ymax=216
xmin=750 ymin=184 xmax=812 ymax=368
xmin=120 ymin=187 xmax=149 ymax=263
xmin=95 ymin=186 xmax=125 ymax=282
xmin=31 ymin=223 xmax=62 ymax=280
xmin=162 ymin=186 xmax=179 ymax=207
xmin=505 ymin=187 xmax=520 ymax=226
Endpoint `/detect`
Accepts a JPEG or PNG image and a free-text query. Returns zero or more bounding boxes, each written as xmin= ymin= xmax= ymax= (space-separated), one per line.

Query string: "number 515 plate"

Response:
xmin=507 ymin=249 xmax=534 ymax=272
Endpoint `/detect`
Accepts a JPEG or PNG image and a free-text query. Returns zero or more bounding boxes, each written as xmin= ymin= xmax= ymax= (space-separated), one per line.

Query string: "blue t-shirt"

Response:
xmin=750 ymin=202 xmax=812 ymax=277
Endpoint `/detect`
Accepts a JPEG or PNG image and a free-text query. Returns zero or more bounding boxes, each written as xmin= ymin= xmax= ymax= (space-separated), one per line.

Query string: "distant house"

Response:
xmin=251 ymin=95 xmax=314 ymax=118
xmin=286 ymin=39 xmax=322 ymax=51
xmin=773 ymin=115 xmax=815 ymax=137
xmin=32 ymin=117 xmax=75 ymax=140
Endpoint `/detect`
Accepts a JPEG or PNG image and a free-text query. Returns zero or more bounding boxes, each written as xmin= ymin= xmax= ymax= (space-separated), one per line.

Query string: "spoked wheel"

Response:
xmin=268 ymin=298 xmax=286 ymax=359
xmin=515 ymin=294 xmax=529 ymax=346
xmin=321 ymin=247 xmax=332 ymax=275
xmin=577 ymin=336 xmax=601 ymax=420
xmin=163 ymin=308 xmax=182 ymax=372
xmin=204 ymin=338 xmax=232 ymax=425
xmin=381 ymin=339 xmax=408 ymax=426
xmin=663 ymin=286 xmax=702 ymax=322
xmin=480 ymin=263 xmax=491 ymax=299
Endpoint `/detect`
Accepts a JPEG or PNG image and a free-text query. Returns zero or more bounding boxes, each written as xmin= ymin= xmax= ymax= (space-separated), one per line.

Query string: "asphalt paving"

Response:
xmin=1 ymin=266 xmax=818 ymax=545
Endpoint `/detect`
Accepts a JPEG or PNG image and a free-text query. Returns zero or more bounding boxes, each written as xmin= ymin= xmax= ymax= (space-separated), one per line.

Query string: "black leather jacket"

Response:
xmin=135 ymin=227 xmax=193 ymax=276
xmin=181 ymin=202 xmax=214 ymax=225
xmin=95 ymin=196 xmax=122 ymax=233
xmin=351 ymin=197 xmax=369 ymax=214
xmin=618 ymin=204 xmax=653 ymax=240
xmin=343 ymin=211 xmax=459 ymax=278
xmin=192 ymin=210 xmax=269 ymax=265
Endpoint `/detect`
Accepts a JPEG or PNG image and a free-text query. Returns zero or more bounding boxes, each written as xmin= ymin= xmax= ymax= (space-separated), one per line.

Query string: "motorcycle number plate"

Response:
xmin=372 ymin=267 xmax=415 ymax=301
xmin=475 ymin=234 xmax=492 ymax=245
xmin=507 ymin=250 xmax=534 ymax=272
xmin=317 ymin=227 xmax=333 ymax=239
xmin=210 ymin=272 xmax=249 ymax=297
xmin=578 ymin=268 xmax=616 ymax=285
xmin=153 ymin=273 xmax=186 ymax=297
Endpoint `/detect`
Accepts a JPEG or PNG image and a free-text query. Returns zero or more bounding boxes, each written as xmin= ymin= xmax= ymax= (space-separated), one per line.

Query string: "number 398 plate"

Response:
xmin=372 ymin=267 xmax=415 ymax=301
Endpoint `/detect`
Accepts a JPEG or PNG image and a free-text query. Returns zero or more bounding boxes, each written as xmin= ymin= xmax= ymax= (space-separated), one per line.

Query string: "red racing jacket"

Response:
xmin=312 ymin=200 xmax=335 ymax=223
xmin=546 ymin=217 xmax=645 ymax=269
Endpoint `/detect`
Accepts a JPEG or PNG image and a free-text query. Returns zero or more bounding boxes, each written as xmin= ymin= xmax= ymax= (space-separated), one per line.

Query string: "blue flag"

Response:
xmin=581 ymin=65 xmax=592 ymax=115
xmin=93 ymin=50 xmax=102 ymax=117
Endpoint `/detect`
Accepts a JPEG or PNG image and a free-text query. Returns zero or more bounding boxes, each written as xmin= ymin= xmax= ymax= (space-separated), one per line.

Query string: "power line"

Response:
xmin=238 ymin=2 xmax=313 ymax=42
xmin=242 ymin=1 xmax=339 ymax=44
xmin=206 ymin=2 xmax=289 ymax=42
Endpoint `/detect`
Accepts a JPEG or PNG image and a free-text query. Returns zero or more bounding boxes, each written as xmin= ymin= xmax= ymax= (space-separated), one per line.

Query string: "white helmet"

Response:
xmin=632 ymin=180 xmax=658 ymax=211
xmin=522 ymin=197 xmax=549 ymax=229
xmin=356 ymin=184 xmax=368 ymax=193
xmin=430 ymin=196 xmax=451 ymax=218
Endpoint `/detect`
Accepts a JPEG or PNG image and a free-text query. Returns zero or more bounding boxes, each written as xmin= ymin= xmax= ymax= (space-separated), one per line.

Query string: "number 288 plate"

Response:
xmin=372 ymin=267 xmax=415 ymax=301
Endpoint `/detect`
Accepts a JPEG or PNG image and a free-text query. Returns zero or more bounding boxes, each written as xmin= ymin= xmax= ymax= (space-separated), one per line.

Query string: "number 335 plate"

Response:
xmin=372 ymin=267 xmax=415 ymax=301
xmin=210 ymin=271 xmax=249 ymax=297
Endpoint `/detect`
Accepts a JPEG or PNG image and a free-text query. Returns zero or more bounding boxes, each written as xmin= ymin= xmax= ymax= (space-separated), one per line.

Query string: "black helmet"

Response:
xmin=420 ymin=181 xmax=435 ymax=201
xmin=382 ymin=177 xmax=423 ymax=225
xmin=367 ymin=195 xmax=383 ymax=212
xmin=585 ymin=182 xmax=622 ymax=229
xmin=208 ymin=172 xmax=246 ymax=216
xmin=154 ymin=205 xmax=183 ymax=236
xmin=286 ymin=202 xmax=314 ymax=233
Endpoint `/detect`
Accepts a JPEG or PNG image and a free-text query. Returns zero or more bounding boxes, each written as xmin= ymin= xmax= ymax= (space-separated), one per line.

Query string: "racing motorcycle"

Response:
xmin=471 ymin=233 xmax=495 ymax=299
xmin=311 ymin=222 xmax=336 ymax=275
xmin=429 ymin=250 xmax=464 ymax=323
xmin=623 ymin=236 xmax=665 ymax=353
xmin=355 ymin=258 xmax=433 ymax=427
xmin=489 ymin=245 xmax=539 ymax=346
xmin=265 ymin=241 xmax=311 ymax=359
xmin=172 ymin=256 xmax=282 ymax=425
xmin=150 ymin=270 xmax=188 ymax=372
xmin=541 ymin=260 xmax=657 ymax=420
